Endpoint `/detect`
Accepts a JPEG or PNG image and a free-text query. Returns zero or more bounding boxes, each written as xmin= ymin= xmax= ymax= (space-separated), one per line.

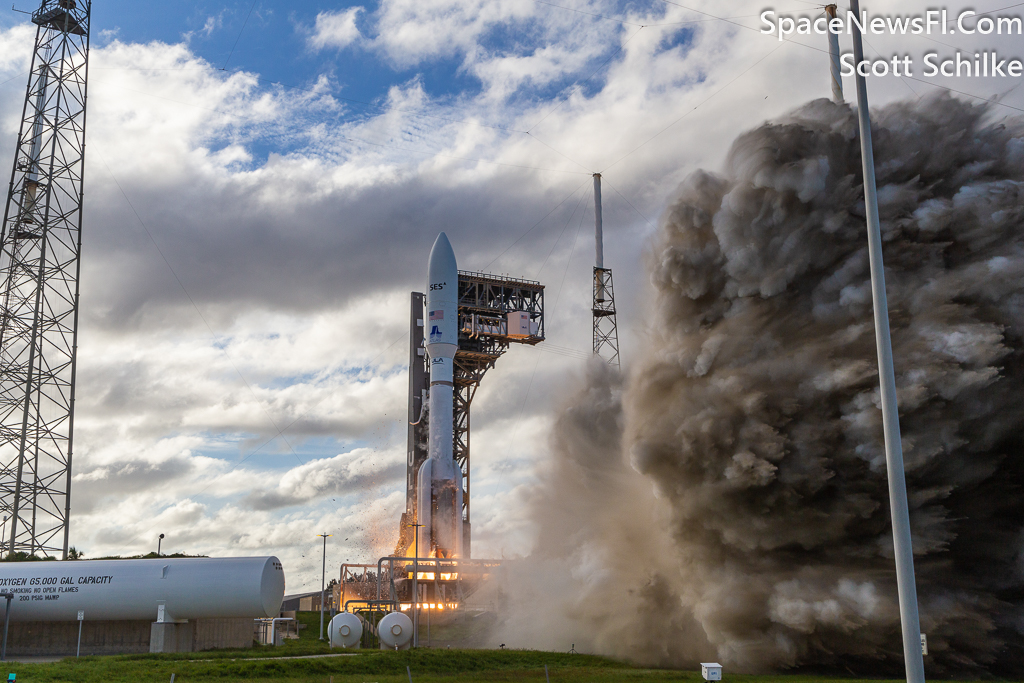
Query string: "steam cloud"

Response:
xmin=492 ymin=94 xmax=1024 ymax=675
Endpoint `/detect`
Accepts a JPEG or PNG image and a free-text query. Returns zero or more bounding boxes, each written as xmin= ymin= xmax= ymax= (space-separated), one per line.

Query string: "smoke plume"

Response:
xmin=492 ymin=94 xmax=1024 ymax=676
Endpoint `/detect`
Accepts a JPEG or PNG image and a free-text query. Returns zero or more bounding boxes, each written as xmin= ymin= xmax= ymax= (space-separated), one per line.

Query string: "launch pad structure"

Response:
xmin=337 ymin=263 xmax=547 ymax=633
xmin=398 ymin=270 xmax=545 ymax=560
xmin=339 ymin=556 xmax=504 ymax=612
xmin=338 ymin=556 xmax=505 ymax=649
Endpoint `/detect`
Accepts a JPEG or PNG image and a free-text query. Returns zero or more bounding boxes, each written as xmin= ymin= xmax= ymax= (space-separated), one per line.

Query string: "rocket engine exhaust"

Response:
xmin=489 ymin=94 xmax=1024 ymax=676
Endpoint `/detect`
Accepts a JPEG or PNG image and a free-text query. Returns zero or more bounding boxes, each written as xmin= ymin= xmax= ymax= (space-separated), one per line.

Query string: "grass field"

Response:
xmin=1 ymin=648 xmax=919 ymax=683
xmin=0 ymin=613 xmax=934 ymax=683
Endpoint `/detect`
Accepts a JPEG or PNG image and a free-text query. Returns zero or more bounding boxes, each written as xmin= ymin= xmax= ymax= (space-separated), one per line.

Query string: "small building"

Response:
xmin=281 ymin=591 xmax=325 ymax=612
xmin=281 ymin=583 xmax=339 ymax=613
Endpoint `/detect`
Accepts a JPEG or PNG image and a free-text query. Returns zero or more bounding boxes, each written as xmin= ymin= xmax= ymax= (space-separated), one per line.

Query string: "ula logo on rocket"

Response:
xmin=429 ymin=309 xmax=444 ymax=341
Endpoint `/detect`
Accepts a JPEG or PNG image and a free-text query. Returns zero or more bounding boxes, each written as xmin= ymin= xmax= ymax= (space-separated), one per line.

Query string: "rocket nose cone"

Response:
xmin=433 ymin=231 xmax=451 ymax=250
xmin=429 ymin=232 xmax=457 ymax=278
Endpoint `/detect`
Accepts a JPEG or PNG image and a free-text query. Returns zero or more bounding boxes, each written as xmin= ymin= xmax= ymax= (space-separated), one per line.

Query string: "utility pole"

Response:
xmin=318 ymin=533 xmax=331 ymax=640
xmin=591 ymin=174 xmax=620 ymax=368
xmin=0 ymin=0 xmax=92 ymax=559
xmin=408 ymin=523 xmax=422 ymax=648
xmin=849 ymin=2 xmax=925 ymax=682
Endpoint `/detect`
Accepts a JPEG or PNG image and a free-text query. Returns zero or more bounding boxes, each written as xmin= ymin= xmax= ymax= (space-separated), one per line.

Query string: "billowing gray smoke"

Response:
xmin=492 ymin=94 xmax=1024 ymax=675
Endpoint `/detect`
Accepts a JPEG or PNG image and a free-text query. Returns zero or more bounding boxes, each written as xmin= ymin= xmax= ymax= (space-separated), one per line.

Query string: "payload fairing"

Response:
xmin=416 ymin=233 xmax=463 ymax=558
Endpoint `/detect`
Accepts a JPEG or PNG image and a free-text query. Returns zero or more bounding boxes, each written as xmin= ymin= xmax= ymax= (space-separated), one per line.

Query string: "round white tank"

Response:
xmin=329 ymin=612 xmax=362 ymax=648
xmin=377 ymin=611 xmax=413 ymax=650
xmin=0 ymin=557 xmax=284 ymax=622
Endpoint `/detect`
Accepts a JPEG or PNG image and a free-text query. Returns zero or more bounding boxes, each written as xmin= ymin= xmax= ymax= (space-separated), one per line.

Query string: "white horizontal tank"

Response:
xmin=0 ymin=556 xmax=284 ymax=622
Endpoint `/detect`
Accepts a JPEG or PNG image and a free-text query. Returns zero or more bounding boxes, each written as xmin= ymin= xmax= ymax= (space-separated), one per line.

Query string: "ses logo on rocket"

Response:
xmin=429 ymin=309 xmax=443 ymax=342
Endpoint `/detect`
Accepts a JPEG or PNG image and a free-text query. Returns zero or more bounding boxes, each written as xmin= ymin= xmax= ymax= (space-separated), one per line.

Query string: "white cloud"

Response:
xmin=1 ymin=0 xmax=1022 ymax=593
xmin=308 ymin=7 xmax=363 ymax=50
xmin=242 ymin=448 xmax=405 ymax=510
xmin=202 ymin=15 xmax=220 ymax=37
xmin=365 ymin=0 xmax=609 ymax=77
xmin=0 ymin=24 xmax=34 ymax=73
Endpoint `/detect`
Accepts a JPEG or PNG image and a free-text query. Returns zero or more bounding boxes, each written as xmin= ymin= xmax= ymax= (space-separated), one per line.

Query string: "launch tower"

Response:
xmin=0 ymin=0 xmax=91 ymax=558
xmin=592 ymin=173 xmax=620 ymax=368
xmin=401 ymin=266 xmax=544 ymax=558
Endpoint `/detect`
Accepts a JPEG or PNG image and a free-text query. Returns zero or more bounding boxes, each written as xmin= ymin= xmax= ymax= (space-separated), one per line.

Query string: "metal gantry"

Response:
xmin=592 ymin=174 xmax=620 ymax=368
xmin=593 ymin=267 xmax=619 ymax=367
xmin=0 ymin=0 xmax=91 ymax=559
xmin=401 ymin=272 xmax=544 ymax=559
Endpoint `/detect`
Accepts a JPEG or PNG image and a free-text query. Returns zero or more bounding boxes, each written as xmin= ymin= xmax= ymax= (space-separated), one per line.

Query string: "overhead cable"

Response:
xmin=223 ymin=0 xmax=260 ymax=70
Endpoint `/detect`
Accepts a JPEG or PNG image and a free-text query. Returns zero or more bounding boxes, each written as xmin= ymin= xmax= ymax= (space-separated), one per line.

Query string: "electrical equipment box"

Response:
xmin=506 ymin=311 xmax=540 ymax=337
xmin=701 ymin=663 xmax=722 ymax=681
xmin=507 ymin=311 xmax=530 ymax=337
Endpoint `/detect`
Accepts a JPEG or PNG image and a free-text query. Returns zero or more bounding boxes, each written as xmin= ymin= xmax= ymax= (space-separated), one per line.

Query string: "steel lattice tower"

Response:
xmin=0 ymin=0 xmax=91 ymax=559
xmin=592 ymin=174 xmax=620 ymax=368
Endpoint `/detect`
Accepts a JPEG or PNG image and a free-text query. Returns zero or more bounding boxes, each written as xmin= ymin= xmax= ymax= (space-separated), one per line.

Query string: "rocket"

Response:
xmin=416 ymin=233 xmax=463 ymax=558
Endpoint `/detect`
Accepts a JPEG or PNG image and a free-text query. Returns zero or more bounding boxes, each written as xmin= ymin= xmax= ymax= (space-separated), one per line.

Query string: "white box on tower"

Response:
xmin=507 ymin=311 xmax=530 ymax=337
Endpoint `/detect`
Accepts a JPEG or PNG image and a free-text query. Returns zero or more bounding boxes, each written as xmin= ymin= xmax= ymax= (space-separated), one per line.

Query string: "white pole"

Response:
xmin=849 ymin=3 xmax=925 ymax=682
xmin=825 ymin=5 xmax=843 ymax=103
xmin=593 ymin=173 xmax=604 ymax=269
xmin=318 ymin=533 xmax=331 ymax=640
xmin=412 ymin=524 xmax=419 ymax=648
xmin=76 ymin=610 xmax=83 ymax=657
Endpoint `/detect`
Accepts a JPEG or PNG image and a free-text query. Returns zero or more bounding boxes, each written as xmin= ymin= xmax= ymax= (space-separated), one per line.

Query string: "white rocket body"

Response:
xmin=417 ymin=233 xmax=463 ymax=558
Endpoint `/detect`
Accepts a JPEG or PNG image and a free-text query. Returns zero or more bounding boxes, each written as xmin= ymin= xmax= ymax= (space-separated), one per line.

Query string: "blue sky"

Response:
xmin=91 ymin=2 xmax=465 ymax=103
xmin=75 ymin=0 xmax=641 ymax=166
xmin=2 ymin=0 xmax=1023 ymax=592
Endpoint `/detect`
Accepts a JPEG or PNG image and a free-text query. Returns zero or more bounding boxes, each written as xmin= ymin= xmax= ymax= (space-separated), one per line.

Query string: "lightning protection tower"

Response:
xmin=0 ymin=0 xmax=91 ymax=559
xmin=592 ymin=174 xmax=620 ymax=368
xmin=825 ymin=5 xmax=843 ymax=103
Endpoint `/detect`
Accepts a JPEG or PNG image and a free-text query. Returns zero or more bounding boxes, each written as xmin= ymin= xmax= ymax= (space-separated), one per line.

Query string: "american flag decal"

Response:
xmin=429 ymin=310 xmax=443 ymax=320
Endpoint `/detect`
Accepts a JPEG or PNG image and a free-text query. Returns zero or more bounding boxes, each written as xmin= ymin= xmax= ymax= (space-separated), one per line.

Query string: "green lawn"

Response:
xmin=0 ymin=645 xmax=929 ymax=683
xmin=0 ymin=651 xmax=899 ymax=683
xmin=0 ymin=614 xmax=1000 ymax=683
xmin=2 ymin=649 xmax=646 ymax=683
